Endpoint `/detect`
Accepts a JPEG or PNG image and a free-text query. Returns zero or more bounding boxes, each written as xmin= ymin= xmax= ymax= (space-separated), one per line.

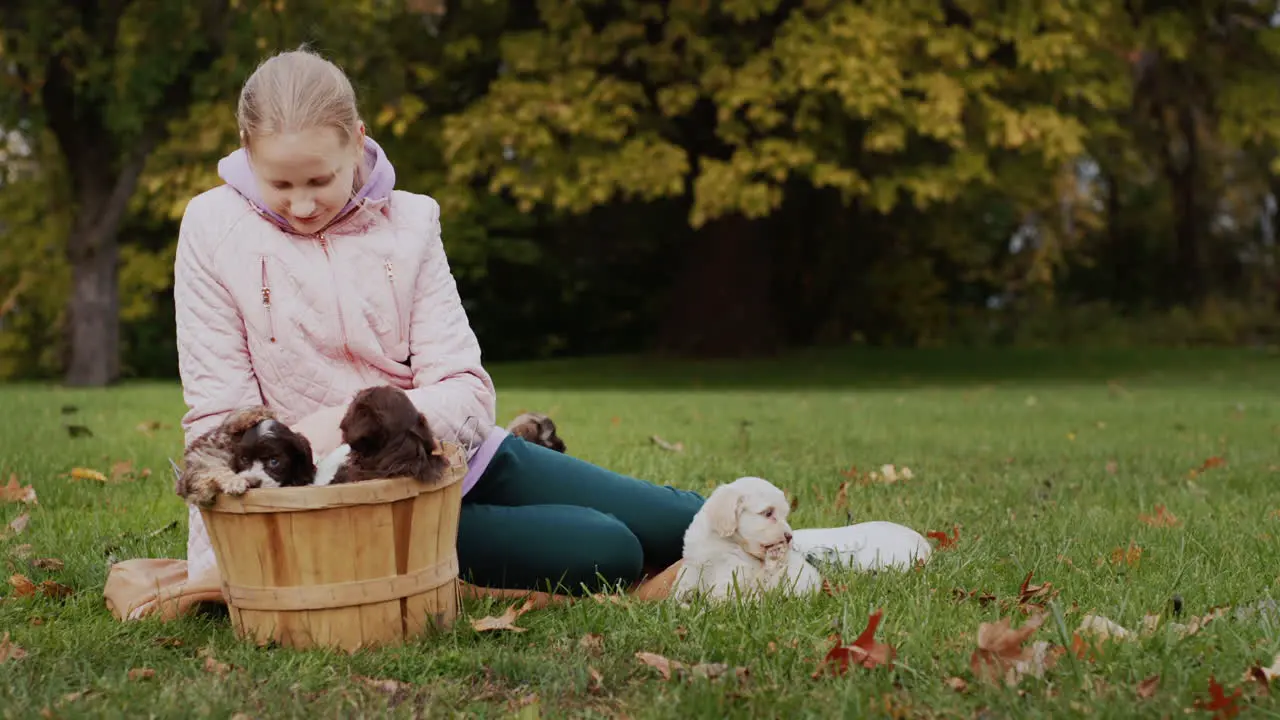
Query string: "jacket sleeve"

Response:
xmin=402 ymin=198 xmax=498 ymax=449
xmin=173 ymin=198 xmax=264 ymax=448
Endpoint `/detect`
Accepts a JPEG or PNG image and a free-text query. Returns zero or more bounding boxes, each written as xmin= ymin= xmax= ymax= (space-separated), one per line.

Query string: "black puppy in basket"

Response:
xmin=315 ymin=385 xmax=450 ymax=487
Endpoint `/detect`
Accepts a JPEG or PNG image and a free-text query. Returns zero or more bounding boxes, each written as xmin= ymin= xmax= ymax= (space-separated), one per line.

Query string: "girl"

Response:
xmin=174 ymin=47 xmax=704 ymax=595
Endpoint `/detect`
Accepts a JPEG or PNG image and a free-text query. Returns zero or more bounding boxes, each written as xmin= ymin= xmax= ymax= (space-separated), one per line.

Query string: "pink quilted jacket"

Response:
xmin=174 ymin=137 xmax=506 ymax=580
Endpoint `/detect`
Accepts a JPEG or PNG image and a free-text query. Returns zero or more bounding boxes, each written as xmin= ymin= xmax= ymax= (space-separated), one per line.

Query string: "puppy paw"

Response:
xmin=181 ymin=476 xmax=220 ymax=508
xmin=216 ymin=473 xmax=251 ymax=496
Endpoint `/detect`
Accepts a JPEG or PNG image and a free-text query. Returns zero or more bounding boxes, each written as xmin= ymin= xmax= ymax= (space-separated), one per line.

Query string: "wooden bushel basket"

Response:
xmin=199 ymin=442 xmax=467 ymax=652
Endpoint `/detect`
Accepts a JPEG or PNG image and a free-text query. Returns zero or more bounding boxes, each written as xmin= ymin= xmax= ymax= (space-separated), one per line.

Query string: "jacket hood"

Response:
xmin=216 ymin=135 xmax=396 ymax=233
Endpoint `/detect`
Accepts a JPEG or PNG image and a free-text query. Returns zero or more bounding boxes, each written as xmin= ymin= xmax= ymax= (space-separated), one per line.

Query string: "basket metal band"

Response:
xmin=223 ymin=553 xmax=459 ymax=612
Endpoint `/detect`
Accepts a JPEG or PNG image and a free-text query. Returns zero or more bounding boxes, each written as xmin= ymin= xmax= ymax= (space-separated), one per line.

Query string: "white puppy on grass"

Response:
xmin=671 ymin=476 xmax=933 ymax=602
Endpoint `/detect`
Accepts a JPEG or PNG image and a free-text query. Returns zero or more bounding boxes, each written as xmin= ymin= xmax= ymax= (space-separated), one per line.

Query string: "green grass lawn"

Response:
xmin=2 ymin=347 xmax=1279 ymax=718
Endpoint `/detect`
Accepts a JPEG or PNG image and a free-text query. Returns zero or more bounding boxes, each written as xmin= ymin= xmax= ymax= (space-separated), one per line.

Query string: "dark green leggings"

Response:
xmin=457 ymin=435 xmax=705 ymax=594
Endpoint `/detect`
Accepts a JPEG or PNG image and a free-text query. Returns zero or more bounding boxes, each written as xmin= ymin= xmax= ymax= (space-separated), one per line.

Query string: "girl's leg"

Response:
xmin=456 ymin=503 xmax=644 ymax=593
xmin=464 ymin=435 xmax=705 ymax=571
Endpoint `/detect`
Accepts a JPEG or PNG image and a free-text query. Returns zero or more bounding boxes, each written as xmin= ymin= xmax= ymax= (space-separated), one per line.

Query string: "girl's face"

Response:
xmin=249 ymin=125 xmax=363 ymax=234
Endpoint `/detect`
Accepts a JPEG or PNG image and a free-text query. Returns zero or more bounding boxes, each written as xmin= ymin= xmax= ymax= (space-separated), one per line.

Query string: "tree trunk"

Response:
xmin=1166 ymin=105 xmax=1208 ymax=305
xmin=655 ymin=213 xmax=783 ymax=357
xmin=62 ymin=144 xmax=150 ymax=387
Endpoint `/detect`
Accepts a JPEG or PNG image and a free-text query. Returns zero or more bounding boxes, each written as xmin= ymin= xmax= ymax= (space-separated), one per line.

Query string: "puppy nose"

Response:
xmin=784 ymin=531 xmax=793 ymax=543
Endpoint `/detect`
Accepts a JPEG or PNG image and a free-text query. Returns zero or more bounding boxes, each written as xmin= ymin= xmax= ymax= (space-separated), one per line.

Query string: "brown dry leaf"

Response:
xmin=578 ymin=633 xmax=604 ymax=655
xmin=675 ymin=626 xmax=688 ymax=641
xmin=38 ymin=580 xmax=72 ymax=600
xmin=1190 ymin=456 xmax=1227 ymax=478
xmin=833 ymin=481 xmax=849 ymax=512
xmin=953 ymin=587 xmax=997 ymax=606
xmin=649 ymin=435 xmax=684 ymax=452
xmin=2 ymin=513 xmax=30 ymax=540
xmin=68 ymin=468 xmax=108 ymax=483
xmin=128 ymin=668 xmax=156 ymax=681
xmin=636 ymin=651 xmax=682 ymax=680
xmin=109 ymin=460 xmax=135 ymax=484
xmin=203 ymin=656 xmax=231 ymax=676
xmin=821 ymin=578 xmax=848 ymax=596
xmin=927 ymin=526 xmax=960 ymax=550
xmin=1136 ymin=674 xmax=1160 ymax=699
xmin=946 ymin=676 xmax=969 ymax=693
xmin=135 ymin=420 xmax=163 ymax=435
xmin=9 ymin=544 xmax=32 ymax=560
xmin=31 ymin=558 xmax=63 ymax=571
xmin=1139 ymin=504 xmax=1181 ymax=528
xmin=470 ymin=596 xmax=536 ymax=633
xmin=970 ymin=613 xmax=1061 ymax=686
xmin=587 ymin=666 xmax=604 ymax=693
xmin=1170 ymin=606 xmax=1230 ymax=638
xmin=0 ymin=632 xmax=26 ymax=663
xmin=9 ymin=574 xmax=36 ymax=597
xmin=1017 ymin=571 xmax=1057 ymax=608
xmin=1192 ymin=676 xmax=1242 ymax=719
xmin=1109 ymin=542 xmax=1143 ymax=567
xmin=1076 ymin=614 xmax=1133 ymax=643
xmin=355 ymin=675 xmax=411 ymax=695
xmin=1105 ymin=460 xmax=1118 ymax=474
xmin=812 ymin=608 xmax=896 ymax=677
xmin=1243 ymin=653 xmax=1280 ymax=694
xmin=0 ymin=475 xmax=36 ymax=505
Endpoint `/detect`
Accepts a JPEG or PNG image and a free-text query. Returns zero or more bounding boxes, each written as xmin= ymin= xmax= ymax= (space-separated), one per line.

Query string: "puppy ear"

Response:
xmin=702 ymin=485 xmax=743 ymax=538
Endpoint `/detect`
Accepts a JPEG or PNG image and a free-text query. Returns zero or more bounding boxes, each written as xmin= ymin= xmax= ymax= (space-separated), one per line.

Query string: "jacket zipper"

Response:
xmin=317 ymin=233 xmax=357 ymax=364
xmin=259 ymin=256 xmax=276 ymax=343
xmin=384 ymin=259 xmax=406 ymax=344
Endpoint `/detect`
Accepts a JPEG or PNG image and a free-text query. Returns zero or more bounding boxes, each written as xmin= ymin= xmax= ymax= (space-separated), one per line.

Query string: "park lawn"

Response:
xmin=1 ymin=347 xmax=1279 ymax=719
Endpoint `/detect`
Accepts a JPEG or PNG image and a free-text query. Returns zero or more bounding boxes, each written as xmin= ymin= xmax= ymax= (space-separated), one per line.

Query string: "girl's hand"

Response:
xmin=291 ymin=403 xmax=349 ymax=459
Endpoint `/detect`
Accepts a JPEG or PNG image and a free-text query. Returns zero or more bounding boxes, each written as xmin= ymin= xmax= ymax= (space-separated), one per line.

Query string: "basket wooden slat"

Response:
xmin=199 ymin=442 xmax=467 ymax=652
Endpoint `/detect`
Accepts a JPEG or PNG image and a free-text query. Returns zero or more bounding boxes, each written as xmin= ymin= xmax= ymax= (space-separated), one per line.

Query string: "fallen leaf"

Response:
xmin=355 ymin=675 xmax=411 ymax=695
xmin=821 ymin=578 xmax=848 ymax=596
xmin=834 ymin=481 xmax=849 ymax=512
xmin=578 ymin=633 xmax=604 ymax=655
xmin=9 ymin=574 xmax=36 ymax=597
xmin=203 ymin=656 xmax=231 ymax=676
xmin=812 ymin=608 xmax=896 ymax=677
xmin=135 ymin=420 xmax=163 ymax=435
xmin=636 ymin=651 xmax=681 ymax=680
xmin=1105 ymin=460 xmax=1118 ymax=474
xmin=31 ymin=558 xmax=63 ymax=571
xmin=1018 ymin=571 xmax=1056 ymax=608
xmin=9 ymin=544 xmax=32 ymax=559
xmin=1075 ymin=614 xmax=1133 ymax=643
xmin=128 ymin=668 xmax=156 ymax=681
xmin=1170 ymin=607 xmax=1230 ymax=638
xmin=109 ymin=460 xmax=135 ymax=483
xmin=1110 ymin=542 xmax=1143 ymax=567
xmin=470 ymin=596 xmax=536 ymax=633
xmin=587 ymin=666 xmax=604 ymax=692
xmin=1139 ymin=504 xmax=1181 ymax=528
xmin=970 ymin=614 xmax=1061 ymax=686
xmin=946 ymin=676 xmax=969 ymax=693
xmin=68 ymin=468 xmax=108 ymax=483
xmin=927 ymin=526 xmax=960 ymax=550
xmin=38 ymin=580 xmax=72 ymax=599
xmin=1243 ymin=653 xmax=1280 ymax=689
xmin=0 ymin=475 xmax=36 ymax=505
xmin=1 ymin=513 xmax=29 ymax=540
xmin=1136 ymin=674 xmax=1160 ymax=699
xmin=0 ymin=632 xmax=26 ymax=662
xmin=1192 ymin=676 xmax=1242 ymax=719
xmin=953 ymin=587 xmax=997 ymax=605
xmin=675 ymin=626 xmax=688 ymax=640
xmin=650 ymin=435 xmax=684 ymax=452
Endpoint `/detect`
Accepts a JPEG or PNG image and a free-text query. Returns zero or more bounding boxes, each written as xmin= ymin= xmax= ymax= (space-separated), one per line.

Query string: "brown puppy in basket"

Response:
xmin=314 ymin=385 xmax=450 ymax=487
xmin=176 ymin=406 xmax=316 ymax=507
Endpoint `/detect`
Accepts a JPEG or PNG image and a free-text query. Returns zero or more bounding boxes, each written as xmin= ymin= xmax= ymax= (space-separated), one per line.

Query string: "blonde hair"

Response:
xmin=237 ymin=47 xmax=362 ymax=148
